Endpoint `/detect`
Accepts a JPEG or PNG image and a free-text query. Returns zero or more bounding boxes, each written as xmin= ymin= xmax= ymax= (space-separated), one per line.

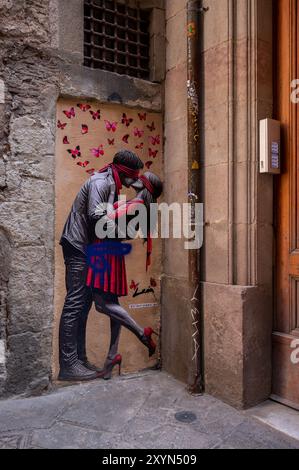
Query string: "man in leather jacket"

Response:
xmin=58 ymin=150 xmax=144 ymax=381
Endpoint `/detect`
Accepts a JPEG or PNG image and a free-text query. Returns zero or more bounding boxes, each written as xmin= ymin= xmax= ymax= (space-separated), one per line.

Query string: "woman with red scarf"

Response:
xmin=86 ymin=172 xmax=163 ymax=379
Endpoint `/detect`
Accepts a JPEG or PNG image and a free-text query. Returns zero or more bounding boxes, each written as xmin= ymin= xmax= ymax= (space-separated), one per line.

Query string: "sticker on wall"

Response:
xmin=187 ymin=22 xmax=196 ymax=37
xmin=129 ymin=303 xmax=159 ymax=310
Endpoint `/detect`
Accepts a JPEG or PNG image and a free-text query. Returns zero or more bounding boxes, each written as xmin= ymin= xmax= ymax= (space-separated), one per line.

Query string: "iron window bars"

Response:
xmin=84 ymin=0 xmax=151 ymax=80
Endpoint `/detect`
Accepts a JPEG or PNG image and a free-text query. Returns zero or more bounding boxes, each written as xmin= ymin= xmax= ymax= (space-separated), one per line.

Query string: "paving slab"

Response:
xmin=0 ymin=371 xmax=298 ymax=449
xmin=0 ymin=385 xmax=86 ymax=433
xmin=246 ymin=400 xmax=299 ymax=442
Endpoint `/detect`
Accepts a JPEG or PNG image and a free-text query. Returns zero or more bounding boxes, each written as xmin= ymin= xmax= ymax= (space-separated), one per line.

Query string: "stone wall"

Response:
xmin=0 ymin=0 xmax=165 ymax=398
xmin=200 ymin=0 xmax=274 ymax=408
xmin=0 ymin=0 xmax=59 ymax=397
xmin=53 ymin=99 xmax=163 ymax=378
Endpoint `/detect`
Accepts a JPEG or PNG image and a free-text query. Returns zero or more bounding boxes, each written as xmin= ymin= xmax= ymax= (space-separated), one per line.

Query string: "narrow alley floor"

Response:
xmin=0 ymin=371 xmax=298 ymax=449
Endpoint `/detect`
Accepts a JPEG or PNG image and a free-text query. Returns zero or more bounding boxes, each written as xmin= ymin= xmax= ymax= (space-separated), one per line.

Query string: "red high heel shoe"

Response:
xmin=142 ymin=327 xmax=158 ymax=357
xmin=103 ymin=354 xmax=122 ymax=380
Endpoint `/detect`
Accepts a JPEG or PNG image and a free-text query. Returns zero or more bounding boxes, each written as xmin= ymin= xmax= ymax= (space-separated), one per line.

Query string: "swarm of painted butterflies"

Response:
xmin=57 ymin=120 xmax=67 ymax=130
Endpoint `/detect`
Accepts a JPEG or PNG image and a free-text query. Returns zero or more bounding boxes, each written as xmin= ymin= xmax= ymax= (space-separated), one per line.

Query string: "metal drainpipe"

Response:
xmin=186 ymin=0 xmax=207 ymax=394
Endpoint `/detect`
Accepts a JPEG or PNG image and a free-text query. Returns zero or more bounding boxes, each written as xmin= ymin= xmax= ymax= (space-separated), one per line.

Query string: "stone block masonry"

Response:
xmin=0 ymin=0 xmax=59 ymax=397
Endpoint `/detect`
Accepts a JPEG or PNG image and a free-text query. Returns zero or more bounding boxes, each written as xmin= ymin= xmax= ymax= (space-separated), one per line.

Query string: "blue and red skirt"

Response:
xmin=86 ymin=239 xmax=128 ymax=296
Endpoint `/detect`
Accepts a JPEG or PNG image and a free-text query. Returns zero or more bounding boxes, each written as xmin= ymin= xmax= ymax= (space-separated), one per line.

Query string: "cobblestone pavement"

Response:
xmin=0 ymin=371 xmax=298 ymax=449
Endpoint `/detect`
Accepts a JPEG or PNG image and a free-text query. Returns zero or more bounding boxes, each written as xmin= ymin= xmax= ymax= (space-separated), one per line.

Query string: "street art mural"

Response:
xmin=53 ymin=99 xmax=163 ymax=380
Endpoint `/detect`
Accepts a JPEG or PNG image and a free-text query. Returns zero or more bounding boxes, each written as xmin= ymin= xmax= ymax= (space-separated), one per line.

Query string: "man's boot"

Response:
xmin=58 ymin=360 xmax=99 ymax=381
xmin=59 ymin=298 xmax=99 ymax=380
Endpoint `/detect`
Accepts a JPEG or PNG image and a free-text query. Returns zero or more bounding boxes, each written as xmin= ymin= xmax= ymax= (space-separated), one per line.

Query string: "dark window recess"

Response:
xmin=84 ymin=0 xmax=151 ymax=80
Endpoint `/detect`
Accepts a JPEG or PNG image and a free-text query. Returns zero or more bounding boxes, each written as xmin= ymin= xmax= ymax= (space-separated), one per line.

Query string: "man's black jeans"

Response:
xmin=59 ymin=242 xmax=92 ymax=370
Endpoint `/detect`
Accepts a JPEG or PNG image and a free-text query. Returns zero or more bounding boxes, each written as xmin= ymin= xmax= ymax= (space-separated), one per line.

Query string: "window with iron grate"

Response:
xmin=84 ymin=0 xmax=151 ymax=80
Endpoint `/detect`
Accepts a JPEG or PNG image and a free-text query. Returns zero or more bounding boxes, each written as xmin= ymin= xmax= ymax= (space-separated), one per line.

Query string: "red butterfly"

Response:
xmin=121 ymin=113 xmax=133 ymax=127
xmin=77 ymin=103 xmax=91 ymax=112
xmin=149 ymin=148 xmax=158 ymax=158
xmin=122 ymin=134 xmax=130 ymax=144
xmin=134 ymin=127 xmax=144 ymax=138
xmin=67 ymin=145 xmax=81 ymax=158
xmin=86 ymin=168 xmax=95 ymax=175
xmin=130 ymin=280 xmax=139 ymax=290
xmin=57 ymin=120 xmax=67 ymax=130
xmin=145 ymin=161 xmax=153 ymax=169
xmin=81 ymin=124 xmax=88 ymax=135
xmin=149 ymin=135 xmax=160 ymax=146
xmin=77 ymin=160 xmax=90 ymax=168
xmin=90 ymin=145 xmax=104 ymax=158
xmin=147 ymin=122 xmax=156 ymax=132
xmin=63 ymin=107 xmax=75 ymax=119
xmin=90 ymin=110 xmax=101 ymax=120
xmin=108 ymin=138 xmax=115 ymax=146
xmin=138 ymin=112 xmax=147 ymax=121
xmin=150 ymin=278 xmax=157 ymax=288
xmin=63 ymin=136 xmax=70 ymax=145
xmin=105 ymin=120 xmax=117 ymax=132
xmin=135 ymin=143 xmax=144 ymax=150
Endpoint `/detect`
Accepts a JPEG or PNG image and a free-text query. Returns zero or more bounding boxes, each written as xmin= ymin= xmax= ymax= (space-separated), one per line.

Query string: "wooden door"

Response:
xmin=273 ymin=0 xmax=299 ymax=408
